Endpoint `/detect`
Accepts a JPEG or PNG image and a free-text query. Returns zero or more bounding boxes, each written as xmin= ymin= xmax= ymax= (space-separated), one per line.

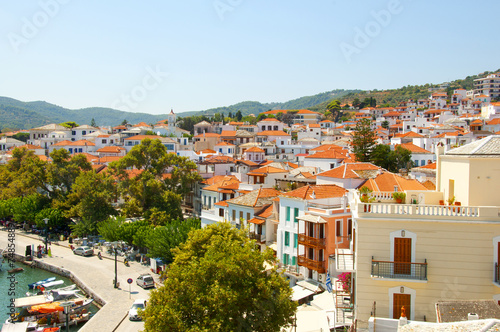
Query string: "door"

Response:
xmin=393 ymin=293 xmax=411 ymax=319
xmin=394 ymin=238 xmax=412 ymax=275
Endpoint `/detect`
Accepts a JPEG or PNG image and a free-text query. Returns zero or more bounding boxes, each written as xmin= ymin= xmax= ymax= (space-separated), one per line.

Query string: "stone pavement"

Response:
xmin=0 ymin=228 xmax=158 ymax=332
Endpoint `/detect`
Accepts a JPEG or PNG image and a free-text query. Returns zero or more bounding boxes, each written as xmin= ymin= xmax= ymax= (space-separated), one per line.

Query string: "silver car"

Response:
xmin=73 ymin=246 xmax=94 ymax=256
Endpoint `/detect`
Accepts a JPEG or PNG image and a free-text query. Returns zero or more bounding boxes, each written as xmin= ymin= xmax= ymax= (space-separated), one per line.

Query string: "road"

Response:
xmin=0 ymin=227 xmax=155 ymax=332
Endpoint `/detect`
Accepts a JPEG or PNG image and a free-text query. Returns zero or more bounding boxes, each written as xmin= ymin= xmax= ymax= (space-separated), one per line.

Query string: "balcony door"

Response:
xmin=393 ymin=293 xmax=411 ymax=319
xmin=394 ymin=238 xmax=411 ymax=275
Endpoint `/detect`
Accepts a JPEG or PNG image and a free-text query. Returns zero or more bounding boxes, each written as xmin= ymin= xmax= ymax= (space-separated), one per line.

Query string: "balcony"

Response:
xmin=371 ymin=258 xmax=427 ymax=281
xmin=249 ymin=232 xmax=266 ymax=243
xmin=298 ymin=234 xmax=326 ymax=249
xmin=298 ymin=255 xmax=326 ymax=273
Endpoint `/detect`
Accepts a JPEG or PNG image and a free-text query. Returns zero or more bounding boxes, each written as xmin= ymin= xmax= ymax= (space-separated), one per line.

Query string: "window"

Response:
xmin=294 ymin=234 xmax=298 ymax=248
xmin=294 ymin=208 xmax=299 ymax=223
xmin=285 ymin=231 xmax=290 ymax=246
xmin=291 ymin=256 xmax=297 ymax=266
xmin=102 ymin=139 xmax=107 ymax=144
xmin=246 ymin=213 xmax=250 ymax=221
xmin=283 ymin=253 xmax=290 ymax=265
xmin=239 ymin=211 xmax=243 ymax=222
xmin=82 ymin=131 xmax=86 ymax=135
xmin=286 ymin=207 xmax=290 ymax=221
xmin=232 ymin=210 xmax=236 ymax=221
xmin=71 ymin=131 xmax=76 ymax=135
xmin=219 ymin=209 xmax=224 ymax=217
xmin=336 ymin=220 xmax=342 ymax=237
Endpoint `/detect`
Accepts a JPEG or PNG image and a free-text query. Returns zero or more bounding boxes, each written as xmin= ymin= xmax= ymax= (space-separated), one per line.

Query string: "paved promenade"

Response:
xmin=0 ymin=228 xmax=158 ymax=332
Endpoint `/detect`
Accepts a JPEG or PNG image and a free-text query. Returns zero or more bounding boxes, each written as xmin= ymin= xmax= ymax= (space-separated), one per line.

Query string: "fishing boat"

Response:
xmin=26 ymin=281 xmax=65 ymax=297
xmin=28 ymin=278 xmax=56 ymax=290
xmin=8 ymin=267 xmax=24 ymax=274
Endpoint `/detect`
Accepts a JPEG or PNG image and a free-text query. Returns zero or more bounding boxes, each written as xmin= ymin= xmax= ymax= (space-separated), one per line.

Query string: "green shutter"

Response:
xmin=292 ymin=256 xmax=297 ymax=266
xmin=285 ymin=231 xmax=290 ymax=246
xmin=294 ymin=233 xmax=298 ymax=248
xmin=286 ymin=207 xmax=290 ymax=221
xmin=294 ymin=208 xmax=299 ymax=222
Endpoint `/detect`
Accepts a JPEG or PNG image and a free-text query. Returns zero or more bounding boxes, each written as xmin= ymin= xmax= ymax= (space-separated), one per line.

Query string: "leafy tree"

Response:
xmin=145 ymin=130 xmax=156 ymax=136
xmin=352 ymin=98 xmax=361 ymax=109
xmin=256 ymin=113 xmax=267 ymax=122
xmin=90 ymin=118 xmax=97 ymax=127
xmin=121 ymin=119 xmax=129 ymax=126
xmin=97 ymin=216 xmax=124 ymax=243
xmin=352 ymin=118 xmax=377 ymax=162
xmin=145 ymin=218 xmax=201 ymax=263
xmin=65 ymin=170 xmax=117 ymax=222
xmin=143 ymin=222 xmax=296 ymax=332
xmin=392 ymin=145 xmax=413 ymax=171
xmin=13 ymin=132 xmax=30 ymax=143
xmin=381 ymin=120 xmax=389 ymax=129
xmin=0 ymin=148 xmax=45 ymax=199
xmin=35 ymin=208 xmax=66 ymax=228
xmin=70 ymin=218 xmax=98 ymax=237
xmin=235 ymin=110 xmax=243 ymax=121
xmin=59 ymin=121 xmax=79 ymax=129
xmin=326 ymin=100 xmax=342 ymax=122
xmin=370 ymin=144 xmax=413 ymax=172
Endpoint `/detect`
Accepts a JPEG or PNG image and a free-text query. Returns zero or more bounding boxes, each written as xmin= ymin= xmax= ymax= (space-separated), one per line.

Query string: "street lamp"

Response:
xmin=112 ymin=242 xmax=118 ymax=289
xmin=60 ymin=301 xmax=72 ymax=332
xmin=43 ymin=218 xmax=49 ymax=254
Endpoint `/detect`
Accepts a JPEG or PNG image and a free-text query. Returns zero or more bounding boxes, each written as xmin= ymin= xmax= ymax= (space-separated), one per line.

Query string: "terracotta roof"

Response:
xmin=305 ymin=149 xmax=348 ymax=159
xmin=96 ymin=146 xmax=125 ymax=153
xmin=487 ymin=118 xmax=500 ymax=125
xmin=361 ymin=171 xmax=429 ymax=192
xmin=308 ymin=124 xmax=321 ymax=128
xmin=317 ymin=163 xmax=380 ymax=179
xmin=395 ymin=131 xmax=425 ymax=138
xmin=260 ymin=118 xmax=281 ymax=122
xmin=124 ymin=135 xmax=163 ymax=141
xmin=198 ymin=149 xmax=217 ymax=154
xmin=98 ymin=156 xmax=122 ymax=163
xmin=415 ymin=162 xmax=436 ymax=170
xmin=248 ymin=217 xmax=265 ymax=225
xmin=421 ymin=180 xmax=436 ymax=190
xmin=281 ymin=184 xmax=347 ymax=200
xmin=202 ymin=175 xmax=239 ymax=185
xmin=215 ymin=142 xmax=236 ymax=146
xmin=396 ymin=143 xmax=432 ymax=154
xmin=194 ymin=133 xmax=221 ymax=138
xmin=310 ymin=144 xmax=344 ymax=152
xmin=53 ymin=140 xmax=96 ymax=146
xmin=215 ymin=201 xmax=228 ymax=207
xmin=12 ymin=144 xmax=42 ymax=150
xmin=237 ymin=159 xmax=258 ymax=166
xmin=248 ymin=166 xmax=289 ymax=176
xmin=220 ymin=130 xmax=237 ymax=137
xmin=201 ymin=155 xmax=236 ymax=164
xmin=245 ymin=147 xmax=265 ymax=153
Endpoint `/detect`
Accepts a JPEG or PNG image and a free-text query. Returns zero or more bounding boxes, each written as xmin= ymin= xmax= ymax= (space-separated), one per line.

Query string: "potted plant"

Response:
xmin=359 ymin=186 xmax=375 ymax=211
xmin=392 ymin=192 xmax=406 ymax=204
xmin=447 ymin=196 xmax=455 ymax=206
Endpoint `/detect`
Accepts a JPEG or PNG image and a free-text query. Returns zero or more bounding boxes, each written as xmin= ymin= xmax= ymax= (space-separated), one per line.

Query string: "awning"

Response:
xmin=15 ymin=295 xmax=50 ymax=308
xmin=268 ymin=243 xmax=278 ymax=251
xmin=30 ymin=302 xmax=63 ymax=313
xmin=291 ymin=285 xmax=315 ymax=302
xmin=249 ymin=218 xmax=265 ymax=225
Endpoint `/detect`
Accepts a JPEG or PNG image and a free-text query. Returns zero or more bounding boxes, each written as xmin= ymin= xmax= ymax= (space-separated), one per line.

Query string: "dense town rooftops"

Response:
xmin=317 ymin=163 xmax=380 ymax=179
xmin=445 ymin=135 xmax=500 ymax=156
xmin=226 ymin=188 xmax=281 ymax=207
xmin=361 ymin=171 xmax=428 ymax=192
xmin=396 ymin=143 xmax=432 ymax=154
xmin=281 ymin=184 xmax=347 ymax=200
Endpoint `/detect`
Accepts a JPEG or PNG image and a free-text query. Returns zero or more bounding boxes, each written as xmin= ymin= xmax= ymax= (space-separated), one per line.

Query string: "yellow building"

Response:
xmin=350 ymin=136 xmax=500 ymax=329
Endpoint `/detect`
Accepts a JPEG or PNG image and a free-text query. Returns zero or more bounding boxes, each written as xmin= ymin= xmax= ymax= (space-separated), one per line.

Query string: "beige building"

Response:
xmin=349 ymin=135 xmax=500 ymax=330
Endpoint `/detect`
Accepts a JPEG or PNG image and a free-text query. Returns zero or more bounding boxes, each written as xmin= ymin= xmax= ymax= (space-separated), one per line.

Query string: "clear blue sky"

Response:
xmin=0 ymin=0 xmax=498 ymax=115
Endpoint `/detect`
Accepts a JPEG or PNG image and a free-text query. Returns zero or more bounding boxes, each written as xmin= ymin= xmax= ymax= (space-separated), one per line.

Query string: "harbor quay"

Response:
xmin=0 ymin=228 xmax=157 ymax=332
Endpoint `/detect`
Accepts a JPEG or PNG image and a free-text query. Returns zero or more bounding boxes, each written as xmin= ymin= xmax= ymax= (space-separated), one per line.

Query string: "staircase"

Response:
xmin=334 ymin=279 xmax=354 ymax=328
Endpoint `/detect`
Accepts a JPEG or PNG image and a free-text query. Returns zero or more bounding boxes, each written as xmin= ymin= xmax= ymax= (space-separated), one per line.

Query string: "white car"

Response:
xmin=136 ymin=274 xmax=155 ymax=289
xmin=73 ymin=246 xmax=94 ymax=256
xmin=129 ymin=299 xmax=147 ymax=321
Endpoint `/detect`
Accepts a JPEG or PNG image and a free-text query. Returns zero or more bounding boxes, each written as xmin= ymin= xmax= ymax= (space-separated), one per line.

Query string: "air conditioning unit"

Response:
xmin=318 ymin=273 xmax=326 ymax=283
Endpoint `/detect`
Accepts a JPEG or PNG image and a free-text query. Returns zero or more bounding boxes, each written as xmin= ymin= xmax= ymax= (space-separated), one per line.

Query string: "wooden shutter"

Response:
xmin=394 ymin=238 xmax=412 ymax=275
xmin=393 ymin=293 xmax=411 ymax=319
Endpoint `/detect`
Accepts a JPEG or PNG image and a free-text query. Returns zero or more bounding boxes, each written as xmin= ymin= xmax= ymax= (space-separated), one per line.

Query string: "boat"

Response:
xmin=26 ymin=281 xmax=65 ymax=297
xmin=28 ymin=278 xmax=56 ymax=290
xmin=8 ymin=267 xmax=24 ymax=273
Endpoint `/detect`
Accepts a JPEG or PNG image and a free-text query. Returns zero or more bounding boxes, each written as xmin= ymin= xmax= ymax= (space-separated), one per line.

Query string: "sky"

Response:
xmin=0 ymin=0 xmax=499 ymax=115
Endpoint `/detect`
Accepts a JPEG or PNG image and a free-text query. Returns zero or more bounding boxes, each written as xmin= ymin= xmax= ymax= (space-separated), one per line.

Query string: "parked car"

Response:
xmin=73 ymin=246 xmax=94 ymax=256
xmin=136 ymin=274 xmax=155 ymax=289
xmin=128 ymin=299 xmax=147 ymax=321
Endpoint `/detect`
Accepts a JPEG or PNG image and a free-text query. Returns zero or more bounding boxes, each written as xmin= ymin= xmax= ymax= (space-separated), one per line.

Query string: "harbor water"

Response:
xmin=0 ymin=261 xmax=99 ymax=331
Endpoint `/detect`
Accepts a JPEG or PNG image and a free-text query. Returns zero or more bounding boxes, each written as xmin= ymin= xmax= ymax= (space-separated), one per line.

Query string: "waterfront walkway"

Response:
xmin=0 ymin=228 xmax=158 ymax=332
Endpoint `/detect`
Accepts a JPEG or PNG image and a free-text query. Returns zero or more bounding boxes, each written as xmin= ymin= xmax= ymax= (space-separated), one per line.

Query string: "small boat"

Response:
xmin=8 ymin=267 xmax=24 ymax=273
xmin=26 ymin=281 xmax=65 ymax=297
xmin=28 ymin=277 xmax=56 ymax=290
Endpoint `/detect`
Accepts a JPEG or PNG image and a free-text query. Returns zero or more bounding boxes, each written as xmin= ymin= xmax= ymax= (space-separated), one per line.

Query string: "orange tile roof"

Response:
xmin=305 ymin=149 xmax=348 ymax=159
xmin=310 ymin=144 xmax=344 ymax=152
xmin=396 ymin=143 xmax=432 ymax=154
xmin=202 ymin=175 xmax=239 ymax=185
xmin=124 ymin=135 xmax=167 ymax=141
xmin=215 ymin=142 xmax=236 ymax=146
xmin=395 ymin=131 xmax=425 ymax=138
xmin=361 ymin=172 xmax=428 ymax=192
xmin=415 ymin=162 xmax=436 ymax=170
xmin=248 ymin=166 xmax=289 ymax=176
xmin=194 ymin=133 xmax=221 ymax=138
xmin=13 ymin=144 xmax=42 ymax=150
xmin=487 ymin=118 xmax=500 ymax=125
xmin=256 ymin=204 xmax=274 ymax=218
xmin=308 ymin=124 xmax=321 ymax=128
xmin=98 ymin=156 xmax=122 ymax=163
xmin=245 ymin=147 xmax=265 ymax=153
xmin=202 ymin=155 xmax=236 ymax=164
xmin=248 ymin=217 xmax=265 ymax=225
xmin=220 ymin=130 xmax=237 ymax=137
xmin=198 ymin=149 xmax=217 ymax=154
xmin=281 ymin=184 xmax=347 ymax=200
xmin=96 ymin=146 xmax=125 ymax=153
xmin=228 ymin=122 xmax=244 ymax=126
xmin=132 ymin=122 xmax=151 ymax=127
xmin=260 ymin=118 xmax=281 ymax=122
xmin=203 ymin=178 xmax=240 ymax=192
xmin=317 ymin=163 xmax=380 ymax=179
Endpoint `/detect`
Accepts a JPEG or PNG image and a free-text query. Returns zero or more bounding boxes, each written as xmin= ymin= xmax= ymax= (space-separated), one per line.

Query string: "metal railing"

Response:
xmin=249 ymin=232 xmax=266 ymax=243
xmin=371 ymin=258 xmax=427 ymax=281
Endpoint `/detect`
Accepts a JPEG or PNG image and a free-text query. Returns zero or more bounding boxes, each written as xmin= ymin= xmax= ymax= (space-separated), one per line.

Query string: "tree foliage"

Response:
xmin=143 ymin=222 xmax=297 ymax=332
xmin=370 ymin=144 xmax=413 ymax=172
xmin=352 ymin=119 xmax=377 ymax=162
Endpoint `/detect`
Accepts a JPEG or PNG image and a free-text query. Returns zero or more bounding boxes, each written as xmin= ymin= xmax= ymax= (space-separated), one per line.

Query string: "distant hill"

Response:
xmin=0 ymin=89 xmax=358 ymax=131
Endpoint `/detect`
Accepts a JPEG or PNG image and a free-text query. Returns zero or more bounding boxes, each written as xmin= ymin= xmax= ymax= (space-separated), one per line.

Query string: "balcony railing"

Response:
xmin=298 ymin=255 xmax=326 ymax=273
xmin=298 ymin=234 xmax=326 ymax=249
xmin=371 ymin=258 xmax=427 ymax=281
xmin=249 ymin=232 xmax=266 ymax=243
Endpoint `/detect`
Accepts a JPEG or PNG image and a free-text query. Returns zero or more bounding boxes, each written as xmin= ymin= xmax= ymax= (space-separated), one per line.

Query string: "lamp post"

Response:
xmin=43 ymin=218 xmax=49 ymax=254
xmin=113 ymin=243 xmax=118 ymax=289
xmin=60 ymin=301 xmax=72 ymax=332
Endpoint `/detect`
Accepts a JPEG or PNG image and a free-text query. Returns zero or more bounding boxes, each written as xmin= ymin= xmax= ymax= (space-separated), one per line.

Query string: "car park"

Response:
xmin=73 ymin=246 xmax=94 ymax=256
xmin=136 ymin=274 xmax=155 ymax=289
xmin=128 ymin=299 xmax=147 ymax=321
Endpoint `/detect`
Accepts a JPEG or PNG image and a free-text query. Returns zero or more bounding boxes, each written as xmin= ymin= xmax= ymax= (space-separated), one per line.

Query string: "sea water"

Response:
xmin=0 ymin=261 xmax=99 ymax=331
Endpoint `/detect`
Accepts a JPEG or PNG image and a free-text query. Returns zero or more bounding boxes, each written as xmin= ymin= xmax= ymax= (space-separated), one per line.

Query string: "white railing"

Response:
xmin=359 ymin=202 xmax=486 ymax=218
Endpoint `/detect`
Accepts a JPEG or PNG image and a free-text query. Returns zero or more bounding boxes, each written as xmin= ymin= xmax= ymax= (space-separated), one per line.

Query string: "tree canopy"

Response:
xmin=370 ymin=144 xmax=413 ymax=172
xmin=352 ymin=118 xmax=377 ymax=162
xmin=143 ymin=222 xmax=297 ymax=332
